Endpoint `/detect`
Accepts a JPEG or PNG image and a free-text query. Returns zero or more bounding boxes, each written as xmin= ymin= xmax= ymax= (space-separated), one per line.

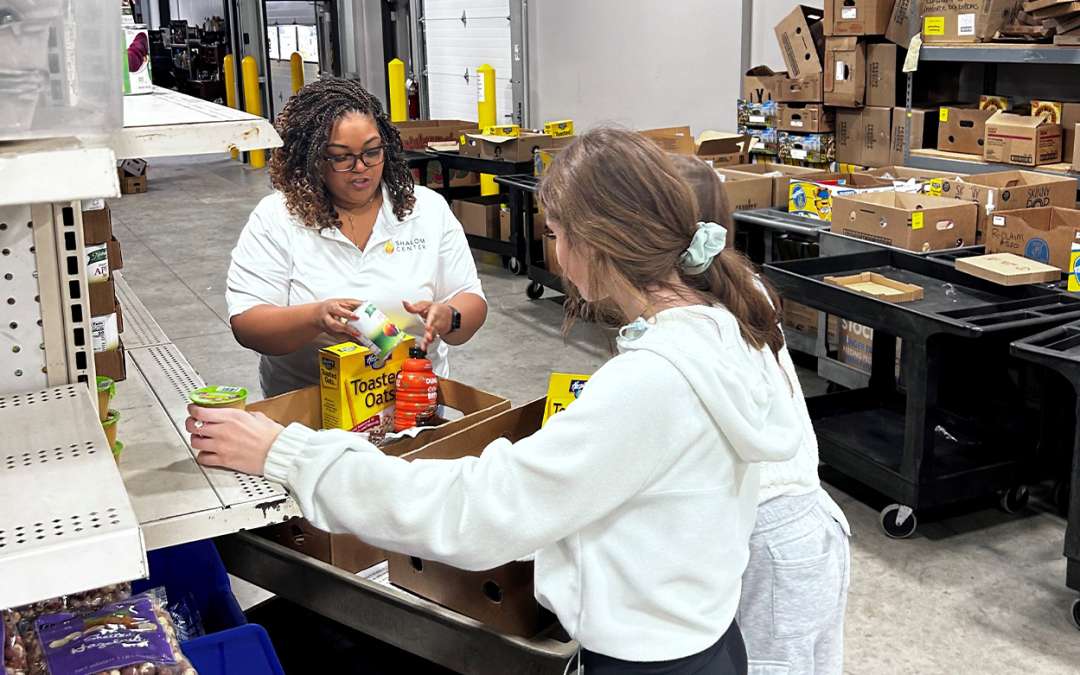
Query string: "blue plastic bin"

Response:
xmin=182 ymin=624 xmax=285 ymax=675
xmin=132 ymin=540 xmax=246 ymax=633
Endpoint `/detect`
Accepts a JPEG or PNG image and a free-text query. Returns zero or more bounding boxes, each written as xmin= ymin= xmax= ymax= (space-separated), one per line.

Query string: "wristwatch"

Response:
xmin=447 ymin=305 xmax=462 ymax=334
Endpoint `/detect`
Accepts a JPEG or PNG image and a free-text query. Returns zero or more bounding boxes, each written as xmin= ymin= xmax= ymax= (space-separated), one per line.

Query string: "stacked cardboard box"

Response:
xmin=83 ymin=201 xmax=126 ymax=381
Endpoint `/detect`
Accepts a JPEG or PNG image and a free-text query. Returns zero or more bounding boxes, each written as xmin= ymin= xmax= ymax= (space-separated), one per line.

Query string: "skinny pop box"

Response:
xmin=320 ymin=338 xmax=415 ymax=434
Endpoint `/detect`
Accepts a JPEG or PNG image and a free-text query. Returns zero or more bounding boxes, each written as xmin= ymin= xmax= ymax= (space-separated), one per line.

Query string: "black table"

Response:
xmin=731 ymin=208 xmax=829 ymax=265
xmin=765 ymin=249 xmax=1080 ymax=538
xmin=493 ymin=173 xmax=564 ymax=299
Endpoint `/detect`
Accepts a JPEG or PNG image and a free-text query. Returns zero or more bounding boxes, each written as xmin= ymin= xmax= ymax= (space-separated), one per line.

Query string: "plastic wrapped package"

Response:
xmin=0 ymin=0 xmax=122 ymax=140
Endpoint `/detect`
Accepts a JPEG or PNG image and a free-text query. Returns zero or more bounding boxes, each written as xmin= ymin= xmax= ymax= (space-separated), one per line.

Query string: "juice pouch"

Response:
xmin=346 ymin=301 xmax=407 ymax=364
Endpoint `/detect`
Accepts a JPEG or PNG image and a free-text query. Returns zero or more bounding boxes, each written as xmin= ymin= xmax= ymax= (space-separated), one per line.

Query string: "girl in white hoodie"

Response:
xmin=674 ymin=155 xmax=852 ymax=675
xmin=187 ymin=128 xmax=806 ymax=674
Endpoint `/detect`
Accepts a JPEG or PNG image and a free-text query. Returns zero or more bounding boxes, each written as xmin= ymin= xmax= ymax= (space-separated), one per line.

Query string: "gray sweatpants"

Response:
xmin=737 ymin=488 xmax=851 ymax=675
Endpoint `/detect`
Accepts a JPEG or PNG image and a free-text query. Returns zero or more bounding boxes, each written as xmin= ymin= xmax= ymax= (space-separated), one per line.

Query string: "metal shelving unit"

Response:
xmin=920 ymin=44 xmax=1080 ymax=65
xmin=907 ymin=148 xmax=1078 ymax=178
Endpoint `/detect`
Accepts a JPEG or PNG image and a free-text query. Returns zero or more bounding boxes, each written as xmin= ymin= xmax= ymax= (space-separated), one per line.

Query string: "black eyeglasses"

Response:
xmin=324 ymin=146 xmax=387 ymax=172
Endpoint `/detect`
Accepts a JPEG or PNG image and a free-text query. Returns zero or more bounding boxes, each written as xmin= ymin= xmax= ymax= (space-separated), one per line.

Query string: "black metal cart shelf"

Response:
xmin=494 ymin=174 xmax=564 ymax=300
xmin=765 ymin=249 xmax=1080 ymax=538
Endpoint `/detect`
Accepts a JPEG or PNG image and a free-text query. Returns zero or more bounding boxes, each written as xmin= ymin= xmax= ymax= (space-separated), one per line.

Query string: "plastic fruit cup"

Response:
xmin=102 ymin=410 xmax=120 ymax=448
xmin=188 ymin=386 xmax=248 ymax=410
xmin=112 ymin=441 xmax=123 ymax=466
xmin=96 ymin=376 xmax=115 ymax=423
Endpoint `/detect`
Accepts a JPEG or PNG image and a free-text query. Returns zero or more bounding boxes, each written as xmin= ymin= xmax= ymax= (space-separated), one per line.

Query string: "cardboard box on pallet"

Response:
xmin=726 ymin=163 xmax=826 ymax=207
xmin=836 ymin=107 xmax=893 ymax=167
xmin=937 ymin=106 xmax=994 ymax=155
xmin=778 ymin=132 xmax=837 ymax=164
xmin=986 ymin=206 xmax=1080 ymax=270
xmin=920 ymin=0 xmax=1020 ymax=43
xmin=938 ymin=169 xmax=1078 ymax=243
xmin=983 ymin=111 xmax=1062 ymax=167
xmin=778 ymin=103 xmax=835 ymax=132
xmin=825 ymin=0 xmax=895 ymax=35
xmin=774 ymin=6 xmax=826 ymax=78
xmin=832 ymin=190 xmax=979 ymax=251
xmin=386 ymin=400 xmax=551 ymax=638
xmin=890 ymin=107 xmax=939 ymax=165
xmin=824 ymin=37 xmax=866 ymax=108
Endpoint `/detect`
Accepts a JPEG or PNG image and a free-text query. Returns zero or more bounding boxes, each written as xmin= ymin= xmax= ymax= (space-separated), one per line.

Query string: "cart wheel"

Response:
xmin=1054 ymin=480 xmax=1070 ymax=516
xmin=879 ymin=504 xmax=917 ymax=539
xmin=506 ymin=257 xmax=524 ymax=276
xmin=526 ymin=281 xmax=544 ymax=300
xmin=999 ymin=485 xmax=1030 ymax=514
xmin=1072 ymin=598 xmax=1080 ymax=631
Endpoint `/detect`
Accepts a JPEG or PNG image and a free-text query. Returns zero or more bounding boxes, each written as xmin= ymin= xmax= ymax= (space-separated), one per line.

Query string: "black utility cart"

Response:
xmin=731 ymin=208 xmax=828 ymax=265
xmin=1011 ymin=319 xmax=1080 ymax=629
xmin=765 ymin=249 xmax=1080 ymax=538
xmin=494 ymin=173 xmax=565 ymax=300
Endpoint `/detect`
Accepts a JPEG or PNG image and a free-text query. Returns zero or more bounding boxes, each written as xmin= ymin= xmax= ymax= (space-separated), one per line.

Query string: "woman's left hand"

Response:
xmin=186 ymin=405 xmax=285 ymax=476
xmin=403 ymin=300 xmax=452 ymax=350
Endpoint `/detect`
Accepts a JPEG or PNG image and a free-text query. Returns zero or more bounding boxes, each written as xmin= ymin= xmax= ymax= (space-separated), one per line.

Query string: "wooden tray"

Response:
xmin=956 ymin=253 xmax=1062 ymax=286
xmin=824 ymin=272 xmax=925 ymax=303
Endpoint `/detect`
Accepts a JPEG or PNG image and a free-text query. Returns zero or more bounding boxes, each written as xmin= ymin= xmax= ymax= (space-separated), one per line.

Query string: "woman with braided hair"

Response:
xmin=226 ymin=78 xmax=487 ymax=397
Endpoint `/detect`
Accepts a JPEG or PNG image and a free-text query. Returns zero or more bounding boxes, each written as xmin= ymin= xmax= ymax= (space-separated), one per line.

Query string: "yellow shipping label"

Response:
xmin=320 ymin=338 xmax=414 ymax=433
xmin=544 ymin=119 xmax=574 ymax=138
xmin=912 ymin=211 xmax=924 ymax=230
xmin=924 ymin=16 xmax=945 ymax=36
xmin=541 ymin=372 xmax=592 ymax=426
xmin=939 ymin=107 xmax=949 ymax=123
xmin=482 ymin=124 xmax=521 ymax=137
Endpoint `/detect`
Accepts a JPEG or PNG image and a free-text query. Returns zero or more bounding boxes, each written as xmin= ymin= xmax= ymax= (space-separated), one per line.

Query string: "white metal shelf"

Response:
xmin=0 ymin=139 xmax=119 ymax=207
xmin=0 ymin=385 xmax=146 ymax=608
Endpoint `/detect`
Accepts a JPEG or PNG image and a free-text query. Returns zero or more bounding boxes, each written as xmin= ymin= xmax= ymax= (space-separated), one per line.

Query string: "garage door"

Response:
xmin=421 ymin=0 xmax=514 ymax=124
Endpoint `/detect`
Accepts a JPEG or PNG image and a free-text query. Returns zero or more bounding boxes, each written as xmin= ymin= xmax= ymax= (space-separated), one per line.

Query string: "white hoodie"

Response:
xmin=263 ymin=305 xmax=804 ymax=661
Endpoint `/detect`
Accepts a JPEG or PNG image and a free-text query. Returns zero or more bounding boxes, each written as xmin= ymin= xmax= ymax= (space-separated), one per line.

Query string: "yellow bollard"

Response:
xmin=241 ymin=56 xmax=265 ymax=169
xmin=476 ymin=64 xmax=498 ymax=196
xmin=290 ymin=52 xmax=304 ymax=94
xmin=223 ymin=54 xmax=239 ymax=160
xmin=388 ymin=58 xmax=406 ymax=122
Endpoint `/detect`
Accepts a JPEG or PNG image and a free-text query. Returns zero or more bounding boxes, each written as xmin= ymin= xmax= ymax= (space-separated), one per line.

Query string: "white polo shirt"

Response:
xmin=226 ymin=185 xmax=485 ymax=397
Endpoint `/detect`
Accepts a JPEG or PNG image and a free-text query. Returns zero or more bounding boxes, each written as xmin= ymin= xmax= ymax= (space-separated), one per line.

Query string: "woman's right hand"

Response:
xmin=312 ymin=298 xmax=363 ymax=338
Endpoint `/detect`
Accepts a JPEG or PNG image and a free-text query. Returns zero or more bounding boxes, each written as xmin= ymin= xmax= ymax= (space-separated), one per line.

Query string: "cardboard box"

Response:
xmin=715 ymin=169 xmax=776 ymax=224
xmin=740 ymin=126 xmax=780 ymax=156
xmin=249 ymin=378 xmax=511 ymax=457
xmin=920 ymin=0 xmax=1020 ymax=43
xmin=91 ymin=303 xmax=123 ymax=353
xmin=543 ymin=119 xmax=574 ymax=137
xmin=937 ymin=106 xmax=994 ymax=155
xmin=461 ymin=132 xmax=553 ymax=163
xmin=980 ymin=94 xmax=1011 ymax=113
xmin=825 ymin=0 xmax=895 ymax=35
xmin=387 ymin=400 xmax=550 ymax=638
xmin=119 ymin=171 xmax=147 ymax=195
xmin=955 ymin=252 xmax=1061 ymax=285
xmin=1062 ymin=104 xmax=1080 ymax=159
xmin=640 ymin=126 xmax=697 ymax=154
xmin=738 ymin=99 xmax=779 ymax=128
xmin=1074 ymin=122 xmax=1080 ymax=171
xmin=774 ymin=72 xmax=825 ymax=103
xmin=695 ymin=132 xmax=752 ymax=167
xmin=866 ymin=44 xmax=900 ymax=108
xmin=107 ymin=237 xmax=123 ymax=273
xmin=778 ymin=103 xmax=835 ymax=132
xmin=260 ymin=518 xmax=385 ymax=574
xmin=89 ymin=277 xmax=115 ymax=317
xmin=743 ymin=66 xmax=789 ymax=103
xmin=886 ymin=0 xmax=919 ymax=45
xmin=938 ymin=169 xmax=1078 ymax=243
xmin=858 ymin=165 xmax=968 ymax=194
xmin=891 ymin=107 xmax=939 ymax=165
xmin=94 ymin=339 xmax=126 ymax=382
xmin=836 ymin=107 xmax=893 ymax=167
xmin=452 ymin=196 xmax=501 ymax=238
xmin=984 ymin=111 xmax=1062 ymax=167
xmin=1031 ymin=99 xmax=1065 ymax=125
xmin=986 ymin=206 xmax=1080 ymax=270
xmin=779 ymin=131 xmax=837 ymax=164
xmin=824 ymin=37 xmax=866 ymax=108
xmin=839 ymin=319 xmax=874 ymax=372
xmin=726 ymin=163 xmax=826 ymax=207
xmin=82 ymin=204 xmax=112 ymax=245
xmin=832 ymin=190 xmax=979 ymax=250
xmin=775 ymin=6 xmax=826 ymax=78
xmin=788 ymin=173 xmax=897 ymax=221
xmin=319 ymin=340 xmax=414 ymax=434
xmin=396 ymin=119 xmax=476 ymax=150
xmin=782 ymin=300 xmax=820 ymax=336
xmin=542 ymin=235 xmax=562 ymax=276
xmin=499 ymin=208 xmax=545 ymax=242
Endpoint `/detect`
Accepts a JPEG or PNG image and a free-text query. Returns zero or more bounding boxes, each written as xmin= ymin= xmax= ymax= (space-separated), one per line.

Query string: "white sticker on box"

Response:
xmin=86 ymin=243 xmax=109 ymax=283
xmin=836 ymin=61 xmax=847 ymax=81
xmin=993 ymin=215 xmax=1006 ymax=226
xmin=82 ymin=198 xmax=105 ymax=211
xmin=792 ymin=118 xmax=804 ymax=127
xmin=749 ymin=115 xmax=766 ymax=124
xmin=791 ymin=148 xmax=808 ymax=160
xmin=842 ymin=7 xmax=857 ymax=19
xmin=92 ymin=314 xmax=119 ymax=353
xmin=958 ymin=13 xmax=976 ymax=36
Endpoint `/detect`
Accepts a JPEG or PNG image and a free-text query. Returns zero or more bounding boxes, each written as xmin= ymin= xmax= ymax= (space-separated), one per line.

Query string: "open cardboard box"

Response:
xmin=986 ymin=206 xmax=1080 ymax=271
xmin=461 ymin=132 xmax=554 ymax=162
xmin=386 ymin=398 xmax=550 ymax=638
xmin=788 ymin=173 xmax=896 ymax=221
xmin=937 ymin=170 xmax=1079 ymax=243
xmin=831 ymin=190 xmax=978 ymax=251
xmin=775 ymin=5 xmax=826 ymax=79
xmin=715 ymin=168 xmax=775 ymax=224
xmin=825 ymin=0 xmax=894 ymax=35
xmin=726 ymin=163 xmax=827 ymax=207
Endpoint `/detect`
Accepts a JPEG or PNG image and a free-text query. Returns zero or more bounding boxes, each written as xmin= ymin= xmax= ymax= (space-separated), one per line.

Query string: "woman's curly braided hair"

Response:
xmin=269 ymin=77 xmax=416 ymax=230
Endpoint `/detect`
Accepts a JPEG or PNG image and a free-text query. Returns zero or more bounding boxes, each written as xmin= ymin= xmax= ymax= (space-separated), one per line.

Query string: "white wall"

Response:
xmin=173 ymin=0 xmax=224 ymax=26
xmin=527 ymin=0 xmax=747 ymax=134
xmin=750 ymin=0 xmax=822 ymax=72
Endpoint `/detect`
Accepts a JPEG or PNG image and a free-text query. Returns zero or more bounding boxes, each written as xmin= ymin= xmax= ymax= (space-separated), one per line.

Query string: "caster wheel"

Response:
xmin=880 ymin=504 xmax=917 ymax=539
xmin=999 ymin=485 xmax=1030 ymax=514
xmin=1072 ymin=598 xmax=1080 ymax=631
xmin=1053 ymin=480 xmax=1070 ymax=517
xmin=506 ymin=257 xmax=524 ymax=276
xmin=526 ymin=281 xmax=544 ymax=300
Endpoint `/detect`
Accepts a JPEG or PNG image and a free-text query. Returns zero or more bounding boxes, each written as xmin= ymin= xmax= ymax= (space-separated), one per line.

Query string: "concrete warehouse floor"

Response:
xmin=110 ymin=155 xmax=1080 ymax=674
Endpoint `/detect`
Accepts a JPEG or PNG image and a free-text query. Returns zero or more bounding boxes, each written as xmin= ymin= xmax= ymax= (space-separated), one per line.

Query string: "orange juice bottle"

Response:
xmin=393 ymin=347 xmax=439 ymax=432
